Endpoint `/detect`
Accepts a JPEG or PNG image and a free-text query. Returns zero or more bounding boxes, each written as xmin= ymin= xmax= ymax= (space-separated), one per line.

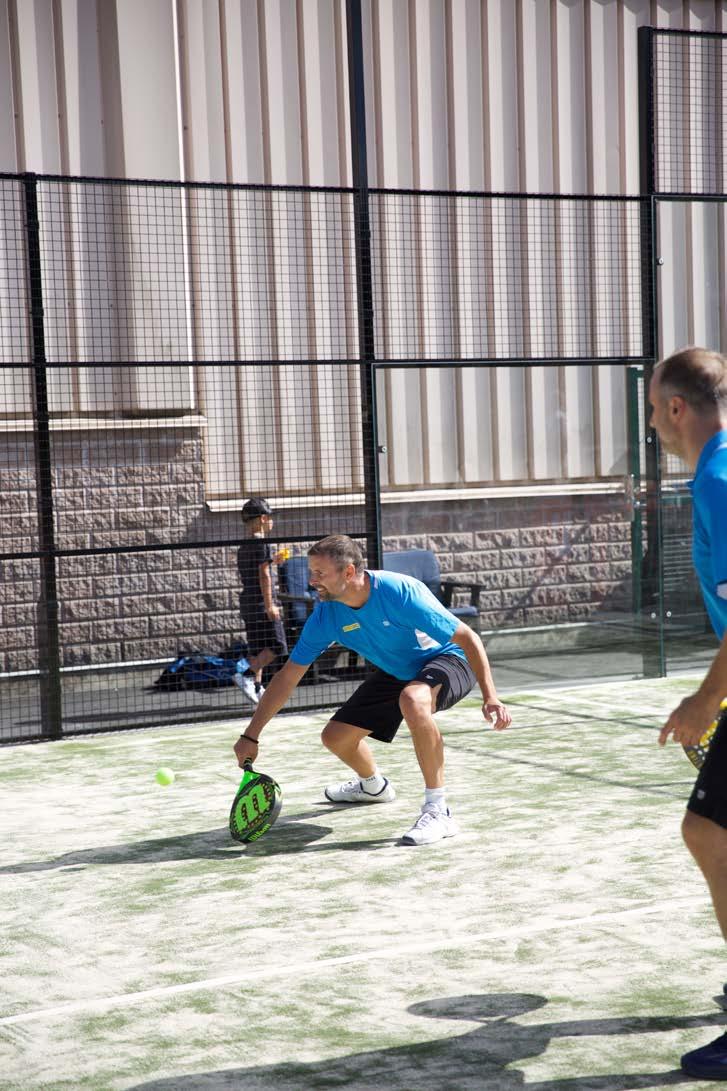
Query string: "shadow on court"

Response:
xmin=125 ymin=992 xmax=723 ymax=1090
xmin=0 ymin=808 xmax=406 ymax=872
xmin=0 ymin=819 xmax=333 ymax=872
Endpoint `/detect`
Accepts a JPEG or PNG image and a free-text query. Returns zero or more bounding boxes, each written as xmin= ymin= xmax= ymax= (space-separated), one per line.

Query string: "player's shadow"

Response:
xmin=125 ymin=992 xmax=723 ymax=1091
xmin=0 ymin=817 xmax=334 ymax=873
xmin=0 ymin=804 xmax=406 ymax=871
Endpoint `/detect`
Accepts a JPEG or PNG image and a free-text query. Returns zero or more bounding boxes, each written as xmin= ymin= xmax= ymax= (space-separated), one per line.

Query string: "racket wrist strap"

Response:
xmin=240 ymin=733 xmax=259 ymax=745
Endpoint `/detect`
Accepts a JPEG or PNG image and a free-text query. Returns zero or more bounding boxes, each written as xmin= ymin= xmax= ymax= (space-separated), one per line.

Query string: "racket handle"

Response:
xmin=237 ymin=758 xmax=255 ymax=789
xmin=235 ymin=762 xmax=254 ymax=794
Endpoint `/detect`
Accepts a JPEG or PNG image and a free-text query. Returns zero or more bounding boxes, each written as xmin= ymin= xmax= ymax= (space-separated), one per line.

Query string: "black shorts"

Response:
xmin=331 ymin=654 xmax=476 ymax=743
xmin=687 ymin=708 xmax=727 ymax=829
xmin=243 ymin=610 xmax=288 ymax=660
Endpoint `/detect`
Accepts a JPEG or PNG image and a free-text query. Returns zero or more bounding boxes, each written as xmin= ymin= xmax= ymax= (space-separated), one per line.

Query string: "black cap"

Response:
xmin=242 ymin=498 xmax=273 ymax=521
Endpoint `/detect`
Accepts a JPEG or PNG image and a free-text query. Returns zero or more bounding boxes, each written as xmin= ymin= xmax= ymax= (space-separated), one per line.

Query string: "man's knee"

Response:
xmin=321 ymin=719 xmax=364 ymax=754
xmin=399 ymin=683 xmax=439 ymax=724
xmin=683 ymin=810 xmax=702 ymax=855
xmin=321 ymin=720 xmax=339 ymax=752
xmin=682 ymin=810 xmax=727 ymax=868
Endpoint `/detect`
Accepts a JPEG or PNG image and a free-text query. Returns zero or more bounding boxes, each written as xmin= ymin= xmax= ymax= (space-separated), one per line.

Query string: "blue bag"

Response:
xmin=154 ymin=653 xmax=247 ymax=690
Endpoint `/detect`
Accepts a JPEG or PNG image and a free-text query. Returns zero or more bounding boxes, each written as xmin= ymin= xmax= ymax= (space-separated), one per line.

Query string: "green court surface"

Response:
xmin=2 ymin=675 xmax=727 ymax=1090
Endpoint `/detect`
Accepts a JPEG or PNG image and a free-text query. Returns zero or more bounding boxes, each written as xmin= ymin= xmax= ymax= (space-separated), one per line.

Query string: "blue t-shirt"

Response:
xmin=689 ymin=429 xmax=727 ymax=640
xmin=289 ymin=570 xmax=465 ymax=680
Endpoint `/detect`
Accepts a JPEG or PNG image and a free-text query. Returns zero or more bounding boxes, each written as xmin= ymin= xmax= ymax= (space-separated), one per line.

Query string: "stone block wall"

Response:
xmin=381 ymin=494 xmax=635 ymax=631
xmin=0 ymin=422 xmax=641 ymax=673
xmin=0 ymin=425 xmax=241 ymax=672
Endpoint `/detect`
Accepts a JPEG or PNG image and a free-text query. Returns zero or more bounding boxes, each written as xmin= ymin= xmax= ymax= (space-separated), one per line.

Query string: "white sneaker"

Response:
xmin=401 ymin=804 xmax=460 ymax=845
xmin=233 ymin=672 xmax=260 ymax=704
xmin=324 ymin=777 xmax=396 ymax=804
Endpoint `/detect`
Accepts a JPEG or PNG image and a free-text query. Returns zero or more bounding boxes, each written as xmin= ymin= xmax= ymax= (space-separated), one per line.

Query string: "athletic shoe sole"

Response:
xmin=401 ymin=817 xmax=460 ymax=846
xmin=323 ymin=781 xmax=396 ymax=804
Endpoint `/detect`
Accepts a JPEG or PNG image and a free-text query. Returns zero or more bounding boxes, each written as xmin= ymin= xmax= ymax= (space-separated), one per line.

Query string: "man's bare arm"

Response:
xmin=234 ymin=659 xmax=310 ymax=765
xmin=451 ymin=623 xmax=511 ymax=730
xmin=659 ymin=631 xmax=727 ymax=748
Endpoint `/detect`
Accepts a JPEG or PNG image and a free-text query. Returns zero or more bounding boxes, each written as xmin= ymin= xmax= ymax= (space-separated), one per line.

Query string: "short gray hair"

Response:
xmin=657 ymin=347 xmax=727 ymax=413
xmin=307 ymin=535 xmax=365 ymax=574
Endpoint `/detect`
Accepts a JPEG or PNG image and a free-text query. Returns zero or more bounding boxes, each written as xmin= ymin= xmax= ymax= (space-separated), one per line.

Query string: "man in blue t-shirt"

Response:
xmin=649 ymin=347 xmax=727 ymax=1079
xmin=234 ymin=534 xmax=511 ymax=846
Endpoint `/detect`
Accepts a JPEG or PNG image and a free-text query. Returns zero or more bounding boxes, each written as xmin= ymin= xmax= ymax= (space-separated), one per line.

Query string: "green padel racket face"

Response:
xmin=229 ymin=764 xmax=283 ymax=843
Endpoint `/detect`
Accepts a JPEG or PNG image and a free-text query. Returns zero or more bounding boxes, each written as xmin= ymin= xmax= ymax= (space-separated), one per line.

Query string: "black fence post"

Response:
xmin=23 ymin=173 xmax=63 ymax=737
xmin=346 ymin=0 xmax=382 ymax=569
xmin=637 ymin=26 xmax=665 ymax=677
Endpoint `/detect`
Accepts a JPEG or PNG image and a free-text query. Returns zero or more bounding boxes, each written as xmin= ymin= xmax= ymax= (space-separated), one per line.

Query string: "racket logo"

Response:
xmin=229 ymin=767 xmax=283 ymax=843
xmin=236 ymin=783 xmax=268 ymax=825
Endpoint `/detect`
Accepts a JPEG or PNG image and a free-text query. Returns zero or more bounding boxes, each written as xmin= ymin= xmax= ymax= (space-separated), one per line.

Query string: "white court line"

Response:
xmin=0 ymin=896 xmax=703 ymax=1027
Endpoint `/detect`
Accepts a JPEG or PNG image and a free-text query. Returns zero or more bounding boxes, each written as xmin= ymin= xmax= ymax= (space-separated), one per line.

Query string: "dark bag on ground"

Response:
xmin=154 ymin=652 xmax=243 ymax=690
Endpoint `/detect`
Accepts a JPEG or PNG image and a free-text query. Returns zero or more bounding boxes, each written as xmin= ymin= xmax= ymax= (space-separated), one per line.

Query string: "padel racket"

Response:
xmin=683 ymin=698 xmax=727 ymax=770
xmin=229 ymin=760 xmax=282 ymax=843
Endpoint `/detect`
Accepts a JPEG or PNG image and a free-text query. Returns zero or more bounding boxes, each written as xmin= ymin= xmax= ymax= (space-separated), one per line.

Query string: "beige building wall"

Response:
xmin=1 ymin=3 xmax=723 ymax=190
xmin=2 ymin=0 xmax=727 ymax=496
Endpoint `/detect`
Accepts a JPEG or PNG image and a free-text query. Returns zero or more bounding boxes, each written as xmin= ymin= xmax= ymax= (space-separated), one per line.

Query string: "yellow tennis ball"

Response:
xmin=155 ymin=767 xmax=175 ymax=786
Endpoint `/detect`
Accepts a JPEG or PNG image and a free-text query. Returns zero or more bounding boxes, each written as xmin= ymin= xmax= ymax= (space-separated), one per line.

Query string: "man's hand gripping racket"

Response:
xmin=229 ymin=759 xmax=283 ymax=843
xmin=659 ymin=696 xmax=727 ymax=770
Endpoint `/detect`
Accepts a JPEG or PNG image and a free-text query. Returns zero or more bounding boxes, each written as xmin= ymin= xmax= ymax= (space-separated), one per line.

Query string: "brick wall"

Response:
xmin=0 ymin=425 xmax=239 ymax=672
xmin=381 ymin=494 xmax=633 ymax=631
xmin=0 ymin=424 xmax=638 ymax=672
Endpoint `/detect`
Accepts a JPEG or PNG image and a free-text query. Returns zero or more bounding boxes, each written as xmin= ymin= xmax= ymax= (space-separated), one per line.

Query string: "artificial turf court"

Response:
xmin=3 ymin=675 xmax=727 ymax=1090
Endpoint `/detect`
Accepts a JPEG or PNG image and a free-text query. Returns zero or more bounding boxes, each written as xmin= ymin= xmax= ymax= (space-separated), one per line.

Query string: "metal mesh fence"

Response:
xmin=642 ymin=28 xmax=727 ymax=673
xmin=659 ymin=443 xmax=710 ymax=662
xmin=3 ymin=177 xmax=653 ymax=370
xmin=652 ymin=30 xmax=727 ymax=196
xmin=0 ymin=355 xmax=373 ymax=741
xmin=0 ymin=159 xmax=692 ymax=741
xmin=369 ymin=193 xmax=649 ymax=361
xmin=30 ymin=179 xmax=358 ymax=365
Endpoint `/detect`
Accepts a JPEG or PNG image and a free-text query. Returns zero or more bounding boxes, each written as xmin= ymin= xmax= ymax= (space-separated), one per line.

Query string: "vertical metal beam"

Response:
xmin=346 ymin=0 xmax=382 ymax=568
xmin=625 ymin=366 xmax=643 ymax=617
xmin=24 ymin=174 xmax=63 ymax=738
xmin=637 ymin=27 xmax=665 ymax=677
xmin=638 ymin=27 xmax=656 ymax=199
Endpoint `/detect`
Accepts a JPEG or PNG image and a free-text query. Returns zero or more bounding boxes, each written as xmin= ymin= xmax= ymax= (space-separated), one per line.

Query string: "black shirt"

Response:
xmin=237 ymin=538 xmax=275 ymax=612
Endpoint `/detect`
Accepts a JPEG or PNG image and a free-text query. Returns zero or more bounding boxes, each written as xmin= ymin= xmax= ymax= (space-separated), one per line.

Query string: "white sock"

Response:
xmin=361 ymin=770 xmax=386 ymax=794
xmin=424 ymin=787 xmax=447 ymax=812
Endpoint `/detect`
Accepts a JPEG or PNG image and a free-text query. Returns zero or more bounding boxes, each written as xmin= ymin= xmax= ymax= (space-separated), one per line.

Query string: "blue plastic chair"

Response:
xmin=278 ymin=555 xmax=318 ymax=631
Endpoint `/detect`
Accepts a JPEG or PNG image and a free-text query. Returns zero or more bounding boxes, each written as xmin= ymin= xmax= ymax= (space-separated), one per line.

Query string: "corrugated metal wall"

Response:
xmin=3 ymin=3 xmax=723 ymax=200
xmin=2 ymin=0 xmax=726 ymax=493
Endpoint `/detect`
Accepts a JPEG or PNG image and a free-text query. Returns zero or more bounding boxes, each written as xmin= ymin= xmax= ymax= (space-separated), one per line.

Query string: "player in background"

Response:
xmin=650 ymin=348 xmax=727 ymax=1079
xmin=235 ymin=498 xmax=288 ymax=705
xmin=234 ymin=534 xmax=511 ymax=845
